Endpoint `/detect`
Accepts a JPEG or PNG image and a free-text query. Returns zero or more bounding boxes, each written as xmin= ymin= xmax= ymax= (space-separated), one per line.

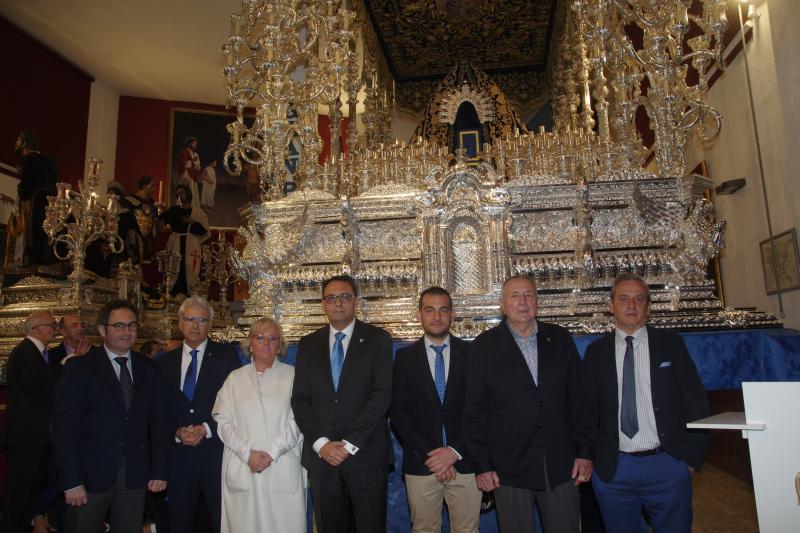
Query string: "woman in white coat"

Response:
xmin=212 ymin=317 xmax=306 ymax=533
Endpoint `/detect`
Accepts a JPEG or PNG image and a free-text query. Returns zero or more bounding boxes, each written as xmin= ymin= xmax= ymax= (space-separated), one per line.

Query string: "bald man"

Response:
xmin=49 ymin=314 xmax=92 ymax=364
xmin=1 ymin=311 xmax=64 ymax=533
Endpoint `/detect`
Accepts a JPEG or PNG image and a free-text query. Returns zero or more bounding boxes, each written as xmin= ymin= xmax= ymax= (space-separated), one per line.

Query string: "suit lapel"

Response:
xmin=499 ymin=321 xmax=538 ymax=390
xmin=415 ymin=338 xmax=441 ymax=404
xmin=95 ymin=348 xmax=127 ymax=410
xmin=194 ymin=341 xmax=215 ymax=396
xmin=443 ymin=337 xmax=462 ymax=404
xmin=315 ymin=325 xmax=336 ymax=392
xmin=338 ymin=321 xmax=365 ymax=392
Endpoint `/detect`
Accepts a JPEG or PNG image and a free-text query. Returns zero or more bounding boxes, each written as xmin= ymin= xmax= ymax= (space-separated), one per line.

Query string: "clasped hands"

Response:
xmin=247 ymin=450 xmax=273 ymax=473
xmin=426 ymin=447 xmax=458 ymax=483
xmin=319 ymin=441 xmax=351 ymax=467
xmin=176 ymin=425 xmax=206 ymax=446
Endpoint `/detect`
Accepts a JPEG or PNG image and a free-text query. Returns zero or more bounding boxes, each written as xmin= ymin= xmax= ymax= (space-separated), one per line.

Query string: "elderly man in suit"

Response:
xmin=463 ymin=275 xmax=593 ymax=533
xmin=291 ymin=274 xmax=393 ymax=533
xmin=391 ymin=286 xmax=481 ymax=533
xmin=52 ymin=299 xmax=169 ymax=533
xmin=1 ymin=311 xmax=60 ymax=533
xmin=158 ymin=295 xmax=241 ymax=533
xmin=583 ymin=273 xmax=710 ymax=533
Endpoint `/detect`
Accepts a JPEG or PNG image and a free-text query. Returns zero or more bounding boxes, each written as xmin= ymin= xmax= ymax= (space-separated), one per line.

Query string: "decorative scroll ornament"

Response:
xmin=439 ymin=81 xmax=496 ymax=125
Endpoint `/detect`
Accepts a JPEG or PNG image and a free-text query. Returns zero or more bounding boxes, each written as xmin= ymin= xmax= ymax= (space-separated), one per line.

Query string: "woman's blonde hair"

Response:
xmin=241 ymin=316 xmax=287 ymax=358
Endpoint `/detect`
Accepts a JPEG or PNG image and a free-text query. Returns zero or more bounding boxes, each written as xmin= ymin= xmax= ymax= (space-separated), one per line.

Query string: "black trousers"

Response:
xmin=65 ymin=465 xmax=146 ymax=533
xmin=0 ymin=445 xmax=50 ymax=533
xmin=309 ymin=467 xmax=388 ymax=533
xmin=167 ymin=457 xmax=221 ymax=533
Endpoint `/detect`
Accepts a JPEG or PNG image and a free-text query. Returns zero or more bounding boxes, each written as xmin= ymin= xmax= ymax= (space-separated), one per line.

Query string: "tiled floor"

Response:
xmin=693 ymin=463 xmax=759 ymax=532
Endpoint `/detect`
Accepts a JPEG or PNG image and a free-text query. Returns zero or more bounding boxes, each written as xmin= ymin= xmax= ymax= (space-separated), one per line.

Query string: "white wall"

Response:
xmin=83 ymin=79 xmax=120 ymax=191
xmin=685 ymin=0 xmax=800 ymax=328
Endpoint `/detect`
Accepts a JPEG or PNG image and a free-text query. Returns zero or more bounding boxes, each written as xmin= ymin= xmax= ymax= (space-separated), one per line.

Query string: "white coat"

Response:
xmin=212 ymin=359 xmax=306 ymax=533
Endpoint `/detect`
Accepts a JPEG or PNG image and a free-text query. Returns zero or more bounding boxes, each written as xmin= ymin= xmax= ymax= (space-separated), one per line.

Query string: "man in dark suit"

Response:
xmin=463 ymin=275 xmax=593 ymax=533
xmin=1 ymin=311 xmax=59 ymax=533
xmin=291 ymin=274 xmax=393 ymax=533
xmin=583 ymin=273 xmax=710 ymax=533
xmin=48 ymin=313 xmax=92 ymax=363
xmin=158 ymin=295 xmax=241 ymax=533
xmin=391 ymin=287 xmax=481 ymax=533
xmin=53 ymin=299 xmax=169 ymax=533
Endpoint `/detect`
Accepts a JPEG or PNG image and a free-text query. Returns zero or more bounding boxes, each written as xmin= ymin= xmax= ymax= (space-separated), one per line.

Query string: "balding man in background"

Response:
xmin=49 ymin=314 xmax=92 ymax=363
xmin=1 ymin=312 xmax=63 ymax=533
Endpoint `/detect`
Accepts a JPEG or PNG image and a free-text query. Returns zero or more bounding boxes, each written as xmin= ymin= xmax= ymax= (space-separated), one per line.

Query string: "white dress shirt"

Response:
xmin=104 ymin=345 xmax=133 ymax=382
xmin=313 ymin=320 xmax=358 ymax=456
xmin=614 ymin=327 xmax=660 ymax=452
xmin=179 ymin=339 xmax=212 ymax=440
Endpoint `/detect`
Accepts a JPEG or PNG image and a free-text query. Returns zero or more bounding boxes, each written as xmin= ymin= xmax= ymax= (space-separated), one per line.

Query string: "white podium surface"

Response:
xmin=741 ymin=382 xmax=800 ymax=532
xmin=687 ymin=411 xmax=766 ymax=432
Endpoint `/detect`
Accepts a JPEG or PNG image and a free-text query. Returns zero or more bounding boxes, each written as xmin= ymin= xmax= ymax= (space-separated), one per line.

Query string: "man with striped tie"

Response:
xmin=583 ymin=273 xmax=710 ymax=533
xmin=158 ymin=295 xmax=241 ymax=532
xmin=291 ymin=274 xmax=393 ymax=533
xmin=391 ymin=287 xmax=481 ymax=533
xmin=1 ymin=311 xmax=59 ymax=533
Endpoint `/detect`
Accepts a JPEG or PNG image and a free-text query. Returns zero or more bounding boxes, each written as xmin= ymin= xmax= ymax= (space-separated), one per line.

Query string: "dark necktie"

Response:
xmin=41 ymin=349 xmax=49 ymax=364
xmin=431 ymin=343 xmax=447 ymax=445
xmin=331 ymin=332 xmax=345 ymax=391
xmin=114 ymin=356 xmax=133 ymax=411
xmin=183 ymin=349 xmax=198 ymax=401
xmin=620 ymin=335 xmax=639 ymax=439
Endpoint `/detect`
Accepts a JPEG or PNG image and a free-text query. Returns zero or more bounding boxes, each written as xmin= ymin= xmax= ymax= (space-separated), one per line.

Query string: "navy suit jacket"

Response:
xmin=583 ymin=326 xmax=711 ymax=481
xmin=158 ymin=340 xmax=241 ymax=472
xmin=52 ymin=346 xmax=169 ymax=492
xmin=391 ymin=335 xmax=474 ymax=476
xmin=463 ymin=319 xmax=593 ymax=491
xmin=291 ymin=319 xmax=393 ymax=473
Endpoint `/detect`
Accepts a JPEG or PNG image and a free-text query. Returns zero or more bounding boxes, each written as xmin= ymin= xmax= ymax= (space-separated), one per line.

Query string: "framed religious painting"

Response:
xmin=168 ymin=108 xmax=257 ymax=229
xmin=760 ymin=228 xmax=800 ymax=295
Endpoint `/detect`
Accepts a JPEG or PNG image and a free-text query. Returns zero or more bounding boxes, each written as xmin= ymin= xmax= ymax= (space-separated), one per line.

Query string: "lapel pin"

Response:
xmin=359 ymin=338 xmax=364 ymax=343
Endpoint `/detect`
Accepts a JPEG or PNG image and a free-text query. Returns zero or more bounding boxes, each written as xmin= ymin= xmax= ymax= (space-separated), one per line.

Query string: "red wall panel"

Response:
xmin=0 ymin=15 xmax=91 ymax=185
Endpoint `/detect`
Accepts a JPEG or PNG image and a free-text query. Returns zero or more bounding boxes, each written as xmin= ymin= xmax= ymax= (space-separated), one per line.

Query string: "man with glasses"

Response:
xmin=2 ymin=311 xmax=61 ymax=533
xmin=158 ymin=295 xmax=241 ymax=533
xmin=53 ymin=300 xmax=169 ymax=533
xmin=292 ymin=274 xmax=393 ymax=533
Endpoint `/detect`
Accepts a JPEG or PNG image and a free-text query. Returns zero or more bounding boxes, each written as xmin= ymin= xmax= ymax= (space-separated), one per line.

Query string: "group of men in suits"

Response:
xmin=2 ymin=271 xmax=710 ymax=533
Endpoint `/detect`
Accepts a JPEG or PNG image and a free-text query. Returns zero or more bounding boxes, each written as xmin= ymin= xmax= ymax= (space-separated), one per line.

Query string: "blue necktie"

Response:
xmin=41 ymin=349 xmax=49 ymax=364
xmin=431 ymin=343 xmax=447 ymax=445
xmin=183 ymin=349 xmax=198 ymax=401
xmin=331 ymin=332 xmax=345 ymax=391
xmin=621 ymin=336 xmax=639 ymax=439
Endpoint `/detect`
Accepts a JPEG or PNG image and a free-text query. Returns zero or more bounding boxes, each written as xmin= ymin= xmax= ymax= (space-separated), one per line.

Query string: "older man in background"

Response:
xmin=1 ymin=312 xmax=61 ymax=533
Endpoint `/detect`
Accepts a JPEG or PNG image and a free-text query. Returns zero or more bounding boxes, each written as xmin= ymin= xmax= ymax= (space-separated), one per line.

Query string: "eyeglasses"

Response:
xmin=105 ymin=322 xmax=138 ymax=332
xmin=252 ymin=334 xmax=281 ymax=344
xmin=181 ymin=316 xmax=211 ymax=325
xmin=322 ymin=293 xmax=355 ymax=304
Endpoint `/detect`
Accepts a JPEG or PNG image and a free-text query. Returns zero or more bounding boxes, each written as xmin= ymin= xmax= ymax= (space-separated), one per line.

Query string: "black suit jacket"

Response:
xmin=3 ymin=338 xmax=63 ymax=447
xmin=391 ymin=335 xmax=474 ymax=476
xmin=291 ymin=319 xmax=393 ymax=472
xmin=52 ymin=346 xmax=169 ymax=492
xmin=158 ymin=340 xmax=241 ymax=471
xmin=583 ymin=326 xmax=711 ymax=481
xmin=463 ymin=319 xmax=593 ymax=491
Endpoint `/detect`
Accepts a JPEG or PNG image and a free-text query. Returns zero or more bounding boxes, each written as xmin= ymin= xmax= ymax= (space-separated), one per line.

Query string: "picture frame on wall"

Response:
xmin=169 ymin=108 xmax=254 ymax=229
xmin=759 ymin=228 xmax=800 ymax=295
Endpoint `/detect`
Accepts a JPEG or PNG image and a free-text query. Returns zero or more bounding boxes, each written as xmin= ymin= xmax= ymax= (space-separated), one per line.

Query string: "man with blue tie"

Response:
xmin=391 ymin=287 xmax=481 ymax=533
xmin=583 ymin=273 xmax=710 ymax=532
xmin=463 ymin=276 xmax=594 ymax=533
xmin=53 ymin=300 xmax=169 ymax=533
xmin=158 ymin=296 xmax=241 ymax=533
xmin=291 ymin=274 xmax=393 ymax=533
xmin=1 ymin=311 xmax=60 ymax=533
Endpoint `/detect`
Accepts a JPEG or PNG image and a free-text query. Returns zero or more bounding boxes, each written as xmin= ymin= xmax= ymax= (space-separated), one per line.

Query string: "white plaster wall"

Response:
xmin=83 ymin=79 xmax=120 ymax=191
xmin=392 ymin=107 xmax=420 ymax=143
xmin=685 ymin=0 xmax=800 ymax=328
